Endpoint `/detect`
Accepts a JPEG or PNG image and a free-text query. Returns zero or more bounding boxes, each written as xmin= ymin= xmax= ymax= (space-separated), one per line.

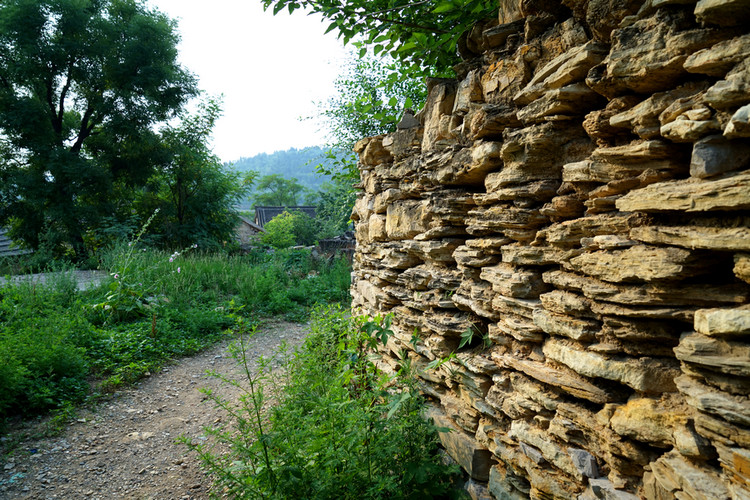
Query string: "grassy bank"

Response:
xmin=0 ymin=247 xmax=351 ymax=424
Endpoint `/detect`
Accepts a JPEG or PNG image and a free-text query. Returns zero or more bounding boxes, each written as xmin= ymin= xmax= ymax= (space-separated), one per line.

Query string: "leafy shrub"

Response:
xmin=184 ymin=306 xmax=462 ymax=499
xmin=261 ymin=211 xmax=320 ymax=248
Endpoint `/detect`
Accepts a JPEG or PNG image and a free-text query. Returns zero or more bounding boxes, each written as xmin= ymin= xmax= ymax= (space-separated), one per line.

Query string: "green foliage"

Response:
xmin=252 ymin=174 xmax=312 ymax=207
xmin=318 ymin=53 xmax=428 ymax=152
xmin=260 ymin=211 xmax=320 ymax=249
xmin=261 ymin=0 xmax=496 ymax=74
xmin=0 ymin=246 xmax=351 ymax=424
xmin=0 ymin=0 xmax=197 ymax=259
xmin=184 ymin=306 xmax=462 ymax=499
xmin=135 ymin=98 xmax=249 ymax=250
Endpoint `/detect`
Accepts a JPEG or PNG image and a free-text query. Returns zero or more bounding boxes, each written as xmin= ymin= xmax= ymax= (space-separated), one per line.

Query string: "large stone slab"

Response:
xmin=420 ymin=79 xmax=457 ymax=151
xmin=684 ymin=33 xmax=750 ymax=77
xmin=491 ymin=315 xmax=545 ymax=343
xmin=499 ymin=355 xmax=617 ymax=404
xmin=695 ymin=0 xmax=750 ymax=26
xmin=674 ymin=332 xmax=750 ymax=377
xmin=501 ymin=244 xmax=583 ymax=265
xmin=532 ymin=308 xmax=600 ymax=342
xmin=496 ymin=122 xmax=591 ymax=188
xmin=385 ymin=200 xmax=428 ymax=240
xmin=630 ymin=225 xmax=750 ymax=251
xmin=465 ymin=103 xmax=522 ymax=141
xmin=648 ymin=451 xmax=730 ymax=500
xmin=517 ymin=83 xmax=604 ymax=124
xmin=588 ymin=9 xmax=726 ymax=96
xmin=480 ymin=263 xmax=548 ymax=299
xmin=694 ymin=305 xmax=750 ymax=337
xmin=543 ymin=213 xmax=649 ymax=248
xmin=676 ymin=374 xmax=750 ymax=427
xmin=562 ymin=140 xmax=689 ymax=183
xmin=609 ymin=82 xmax=709 ymax=139
xmin=616 ymin=170 xmax=750 ymax=212
xmin=609 ymin=397 xmax=689 ymax=448
xmin=543 ymin=338 xmax=679 ymax=393
xmin=705 ymin=59 xmax=750 ymax=110
xmin=566 ymin=245 xmax=706 ymax=283
xmin=515 ymin=41 xmax=608 ymax=104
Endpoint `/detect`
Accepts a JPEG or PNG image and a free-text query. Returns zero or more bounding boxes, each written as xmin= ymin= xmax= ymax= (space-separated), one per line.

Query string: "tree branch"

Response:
xmin=57 ymin=61 xmax=74 ymax=128
xmin=71 ymin=106 xmax=95 ymax=154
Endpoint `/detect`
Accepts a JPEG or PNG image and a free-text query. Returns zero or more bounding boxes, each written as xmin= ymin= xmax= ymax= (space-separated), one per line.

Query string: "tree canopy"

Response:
xmin=0 ymin=0 xmax=197 ymax=257
xmin=261 ymin=0 xmax=497 ymax=74
xmin=136 ymin=99 xmax=249 ymax=250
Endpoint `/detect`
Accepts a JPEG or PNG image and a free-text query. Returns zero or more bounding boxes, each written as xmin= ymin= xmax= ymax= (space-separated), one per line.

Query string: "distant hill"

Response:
xmin=227 ymin=146 xmax=340 ymax=212
xmin=228 ymin=146 xmax=335 ymax=192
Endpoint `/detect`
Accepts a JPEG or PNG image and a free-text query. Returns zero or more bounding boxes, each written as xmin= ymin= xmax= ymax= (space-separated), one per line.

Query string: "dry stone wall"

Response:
xmin=349 ymin=1 xmax=750 ymax=498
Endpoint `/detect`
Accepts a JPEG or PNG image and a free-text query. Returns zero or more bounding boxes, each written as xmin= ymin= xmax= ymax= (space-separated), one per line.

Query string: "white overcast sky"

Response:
xmin=148 ymin=0 xmax=351 ymax=163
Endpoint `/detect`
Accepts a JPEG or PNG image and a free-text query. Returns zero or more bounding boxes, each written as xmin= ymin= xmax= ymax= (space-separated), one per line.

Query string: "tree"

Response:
xmin=0 ymin=0 xmax=197 ymax=258
xmin=319 ymin=53 xmax=428 ymax=151
xmin=260 ymin=210 xmax=318 ymax=248
xmin=252 ymin=174 xmax=310 ymax=207
xmin=136 ymin=98 xmax=249 ymax=250
xmin=261 ymin=0 xmax=497 ymax=74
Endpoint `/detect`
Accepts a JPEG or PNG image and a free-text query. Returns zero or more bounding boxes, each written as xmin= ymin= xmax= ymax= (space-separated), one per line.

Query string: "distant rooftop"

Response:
xmin=254 ymin=206 xmax=317 ymax=228
xmin=0 ymin=229 xmax=32 ymax=258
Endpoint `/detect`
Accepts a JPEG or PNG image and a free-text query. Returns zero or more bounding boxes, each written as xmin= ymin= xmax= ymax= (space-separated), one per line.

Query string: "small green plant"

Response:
xmin=184 ymin=305 xmax=462 ymax=499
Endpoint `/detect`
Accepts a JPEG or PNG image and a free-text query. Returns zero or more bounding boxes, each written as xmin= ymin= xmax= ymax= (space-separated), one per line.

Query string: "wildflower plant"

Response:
xmin=94 ymin=210 xmax=197 ymax=323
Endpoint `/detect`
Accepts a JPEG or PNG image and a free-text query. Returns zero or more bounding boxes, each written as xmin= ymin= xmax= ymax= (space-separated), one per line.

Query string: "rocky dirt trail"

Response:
xmin=0 ymin=320 xmax=308 ymax=500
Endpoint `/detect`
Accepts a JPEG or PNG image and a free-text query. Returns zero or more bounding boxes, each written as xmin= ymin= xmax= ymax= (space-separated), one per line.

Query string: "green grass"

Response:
xmin=0 ymin=247 xmax=351 ymax=424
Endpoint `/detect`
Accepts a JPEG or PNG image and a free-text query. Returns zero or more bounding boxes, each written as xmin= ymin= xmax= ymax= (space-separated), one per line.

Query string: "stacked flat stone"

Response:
xmin=350 ymin=1 xmax=750 ymax=498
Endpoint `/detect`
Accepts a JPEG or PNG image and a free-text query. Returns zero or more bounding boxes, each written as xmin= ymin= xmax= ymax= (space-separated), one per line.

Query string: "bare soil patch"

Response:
xmin=0 ymin=320 xmax=308 ymax=500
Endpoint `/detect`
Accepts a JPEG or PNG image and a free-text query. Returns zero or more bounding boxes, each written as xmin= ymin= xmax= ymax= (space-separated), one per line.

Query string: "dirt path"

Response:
xmin=0 ymin=321 xmax=308 ymax=500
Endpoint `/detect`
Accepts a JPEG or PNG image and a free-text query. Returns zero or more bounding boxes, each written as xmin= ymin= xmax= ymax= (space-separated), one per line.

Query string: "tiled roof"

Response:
xmin=0 ymin=229 xmax=32 ymax=257
xmin=254 ymin=206 xmax=317 ymax=228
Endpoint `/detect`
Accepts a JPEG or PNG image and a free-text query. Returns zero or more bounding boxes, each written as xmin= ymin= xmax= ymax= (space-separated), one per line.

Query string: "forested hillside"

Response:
xmin=229 ymin=146 xmax=335 ymax=193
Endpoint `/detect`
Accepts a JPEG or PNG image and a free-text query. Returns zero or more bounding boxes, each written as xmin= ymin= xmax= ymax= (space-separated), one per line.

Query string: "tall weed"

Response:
xmin=184 ymin=305 xmax=462 ymax=499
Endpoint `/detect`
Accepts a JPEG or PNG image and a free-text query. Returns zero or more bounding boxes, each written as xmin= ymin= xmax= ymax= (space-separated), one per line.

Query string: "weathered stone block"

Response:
xmin=684 ymin=33 xmax=750 ymax=77
xmin=690 ymin=134 xmax=750 ymax=179
xmin=609 ymin=397 xmax=690 ymax=448
xmin=589 ymin=9 xmax=726 ymax=96
xmin=480 ymin=263 xmax=548 ymax=299
xmin=630 ymin=225 xmax=750 ymax=252
xmin=674 ymin=332 xmax=750 ymax=377
xmin=725 ymin=103 xmax=750 ymax=138
xmin=567 ymin=245 xmax=706 ymax=283
xmin=425 ymin=404 xmax=495 ymax=481
xmin=543 ymin=338 xmax=679 ymax=393
xmin=515 ymin=41 xmax=608 ymax=105
xmin=695 ymin=0 xmax=750 ymax=27
xmin=533 ymin=308 xmax=600 ymax=342
xmin=616 ymin=170 xmax=750 ymax=212
xmin=385 ymin=200 xmax=427 ymax=240
xmin=499 ymin=355 xmax=618 ymax=404
xmin=649 ymin=451 xmax=730 ymax=500
xmin=694 ymin=306 xmax=750 ymax=337
xmin=676 ymin=374 xmax=750 ymax=427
